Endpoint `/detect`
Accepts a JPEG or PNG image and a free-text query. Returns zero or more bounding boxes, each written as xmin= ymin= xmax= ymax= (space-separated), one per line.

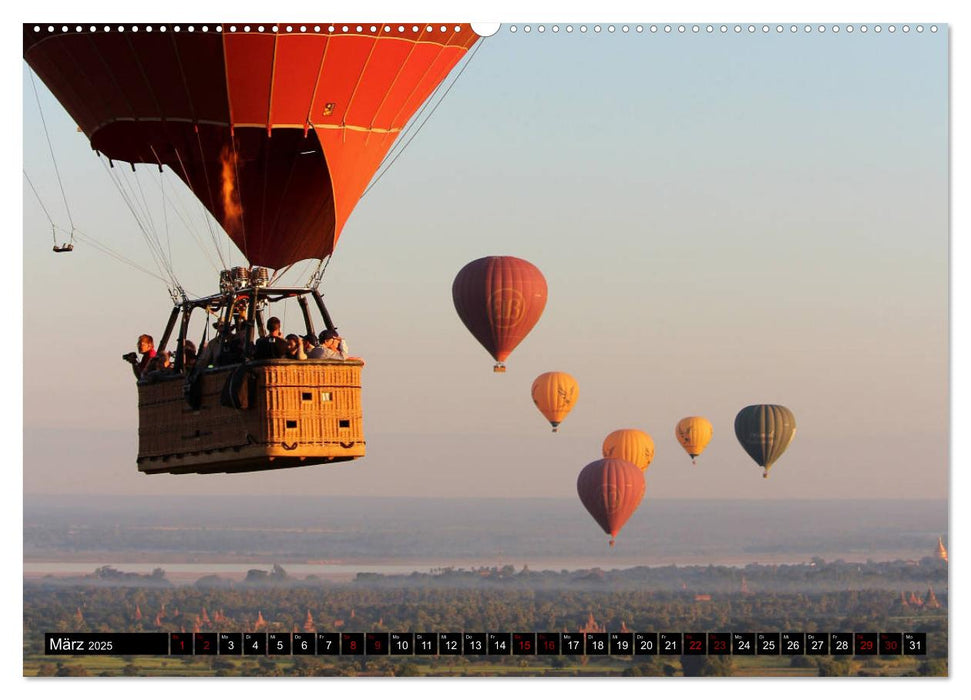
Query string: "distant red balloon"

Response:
xmin=451 ymin=256 xmax=547 ymax=372
xmin=576 ymin=458 xmax=646 ymax=547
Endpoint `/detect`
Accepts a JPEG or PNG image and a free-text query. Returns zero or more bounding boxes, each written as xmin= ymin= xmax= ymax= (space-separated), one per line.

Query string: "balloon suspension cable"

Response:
xmin=307 ymin=256 xmax=332 ymax=289
xmin=28 ymin=68 xmax=77 ymax=235
xmin=149 ymin=145 xmax=175 ymax=270
xmin=168 ymin=285 xmax=189 ymax=306
xmin=268 ymin=264 xmax=290 ymax=287
xmin=172 ymin=145 xmax=229 ymax=271
xmin=24 ymin=169 xmax=72 ymax=251
xmin=98 ymin=157 xmax=180 ymax=289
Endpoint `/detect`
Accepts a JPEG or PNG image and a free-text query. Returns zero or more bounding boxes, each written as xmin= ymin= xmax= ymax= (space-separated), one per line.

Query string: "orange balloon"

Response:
xmin=675 ymin=416 xmax=713 ymax=465
xmin=602 ymin=429 xmax=655 ymax=471
xmin=531 ymin=372 xmax=578 ymax=432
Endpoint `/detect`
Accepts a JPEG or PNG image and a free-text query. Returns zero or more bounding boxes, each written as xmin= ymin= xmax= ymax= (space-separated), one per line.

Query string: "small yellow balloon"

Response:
xmin=675 ymin=416 xmax=713 ymax=464
xmin=531 ymin=372 xmax=579 ymax=432
xmin=602 ymin=429 xmax=655 ymax=471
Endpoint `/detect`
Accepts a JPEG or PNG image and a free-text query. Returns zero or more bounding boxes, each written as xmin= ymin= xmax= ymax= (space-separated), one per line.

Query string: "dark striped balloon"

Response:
xmin=733 ymin=404 xmax=797 ymax=478
xmin=452 ymin=256 xmax=547 ymax=372
xmin=576 ymin=458 xmax=646 ymax=547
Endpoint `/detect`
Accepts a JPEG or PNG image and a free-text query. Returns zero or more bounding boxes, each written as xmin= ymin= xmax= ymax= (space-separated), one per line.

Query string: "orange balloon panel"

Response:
xmin=602 ymin=429 xmax=655 ymax=471
xmin=531 ymin=372 xmax=579 ymax=432
xmin=576 ymin=458 xmax=645 ymax=547
xmin=24 ymin=25 xmax=479 ymax=269
xmin=675 ymin=416 xmax=714 ymax=463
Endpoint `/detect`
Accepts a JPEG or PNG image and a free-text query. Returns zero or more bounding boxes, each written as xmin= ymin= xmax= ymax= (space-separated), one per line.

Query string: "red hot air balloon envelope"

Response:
xmin=23 ymin=24 xmax=480 ymax=269
xmin=452 ymin=256 xmax=548 ymax=372
xmin=576 ymin=458 xmax=646 ymax=547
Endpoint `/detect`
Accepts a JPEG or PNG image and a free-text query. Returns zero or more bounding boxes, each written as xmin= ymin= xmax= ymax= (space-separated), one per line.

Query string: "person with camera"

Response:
xmin=310 ymin=329 xmax=364 ymax=365
xmin=122 ymin=334 xmax=156 ymax=379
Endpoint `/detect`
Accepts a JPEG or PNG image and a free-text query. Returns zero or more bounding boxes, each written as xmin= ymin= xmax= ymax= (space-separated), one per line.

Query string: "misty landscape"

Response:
xmin=25 ymin=495 xmax=946 ymax=572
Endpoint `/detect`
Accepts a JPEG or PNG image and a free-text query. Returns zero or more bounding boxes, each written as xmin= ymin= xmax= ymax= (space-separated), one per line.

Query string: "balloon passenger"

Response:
xmin=301 ymin=334 xmax=318 ymax=357
xmin=310 ymin=329 xmax=365 ymax=365
xmin=122 ymin=334 xmax=156 ymax=379
xmin=253 ymin=317 xmax=288 ymax=360
xmin=182 ymin=340 xmax=197 ymax=373
xmin=285 ymin=334 xmax=307 ymax=360
xmin=146 ymin=350 xmax=173 ymax=374
xmin=311 ymin=329 xmax=346 ymax=360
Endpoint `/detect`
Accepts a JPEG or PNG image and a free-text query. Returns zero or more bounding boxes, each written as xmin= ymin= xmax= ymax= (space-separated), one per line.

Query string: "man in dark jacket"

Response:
xmin=252 ymin=317 xmax=288 ymax=359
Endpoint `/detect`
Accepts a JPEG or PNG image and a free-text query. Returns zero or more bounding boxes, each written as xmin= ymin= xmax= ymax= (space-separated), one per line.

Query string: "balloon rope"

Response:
xmin=312 ymin=256 xmax=331 ymax=288
xmin=71 ymin=229 xmax=172 ymax=284
xmin=142 ymin=152 xmax=222 ymax=275
xmin=23 ymin=170 xmax=57 ymax=232
xmin=149 ymin=146 xmax=176 ymax=272
xmin=270 ymin=263 xmax=293 ymax=286
xmin=27 ymin=163 xmax=172 ymax=283
xmin=193 ymin=126 xmax=228 ymax=263
xmin=99 ymin=158 xmax=174 ymax=285
xmin=129 ymin=165 xmax=182 ymax=289
xmin=28 ymin=69 xmax=76 ymax=241
xmin=172 ymin=145 xmax=229 ymax=271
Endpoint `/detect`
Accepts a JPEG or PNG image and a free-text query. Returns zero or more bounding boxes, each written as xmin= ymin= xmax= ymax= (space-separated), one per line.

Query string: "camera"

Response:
xmin=122 ymin=352 xmax=137 ymax=363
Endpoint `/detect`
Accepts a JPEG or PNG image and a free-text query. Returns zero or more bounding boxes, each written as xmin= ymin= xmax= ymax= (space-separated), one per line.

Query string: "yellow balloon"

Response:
xmin=675 ymin=416 xmax=713 ymax=464
xmin=531 ymin=372 xmax=579 ymax=432
xmin=602 ymin=429 xmax=655 ymax=471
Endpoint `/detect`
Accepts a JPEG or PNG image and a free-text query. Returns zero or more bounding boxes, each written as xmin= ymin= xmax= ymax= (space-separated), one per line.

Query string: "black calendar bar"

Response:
xmin=42 ymin=631 xmax=927 ymax=656
xmin=45 ymin=633 xmax=169 ymax=655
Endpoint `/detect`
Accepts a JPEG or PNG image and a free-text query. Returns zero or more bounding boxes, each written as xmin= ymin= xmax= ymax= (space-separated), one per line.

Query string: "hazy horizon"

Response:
xmin=25 ymin=495 xmax=947 ymax=570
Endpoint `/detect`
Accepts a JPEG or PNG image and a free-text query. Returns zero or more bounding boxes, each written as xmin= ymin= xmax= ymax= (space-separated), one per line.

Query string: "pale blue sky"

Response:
xmin=19 ymin=21 xmax=949 ymax=502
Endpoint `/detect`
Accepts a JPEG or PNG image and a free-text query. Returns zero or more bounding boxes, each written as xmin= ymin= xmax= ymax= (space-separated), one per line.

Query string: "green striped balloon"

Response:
xmin=734 ymin=404 xmax=796 ymax=478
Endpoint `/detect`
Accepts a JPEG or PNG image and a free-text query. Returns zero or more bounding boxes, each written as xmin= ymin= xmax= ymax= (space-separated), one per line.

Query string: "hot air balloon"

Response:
xmin=734 ymin=404 xmax=796 ymax=478
xmin=531 ymin=372 xmax=578 ymax=432
xmin=24 ymin=24 xmax=479 ymax=269
xmin=602 ymin=429 xmax=655 ymax=471
xmin=576 ymin=458 xmax=645 ymax=547
xmin=452 ymin=256 xmax=547 ymax=372
xmin=24 ymin=24 xmax=480 ymax=475
xmin=675 ymin=416 xmax=713 ymax=465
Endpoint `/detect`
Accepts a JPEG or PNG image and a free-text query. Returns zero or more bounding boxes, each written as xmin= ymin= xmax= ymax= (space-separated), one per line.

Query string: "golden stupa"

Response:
xmin=936 ymin=536 xmax=948 ymax=563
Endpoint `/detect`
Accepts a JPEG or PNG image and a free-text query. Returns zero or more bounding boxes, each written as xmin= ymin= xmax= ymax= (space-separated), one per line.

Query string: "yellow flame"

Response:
xmin=220 ymin=145 xmax=243 ymax=233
